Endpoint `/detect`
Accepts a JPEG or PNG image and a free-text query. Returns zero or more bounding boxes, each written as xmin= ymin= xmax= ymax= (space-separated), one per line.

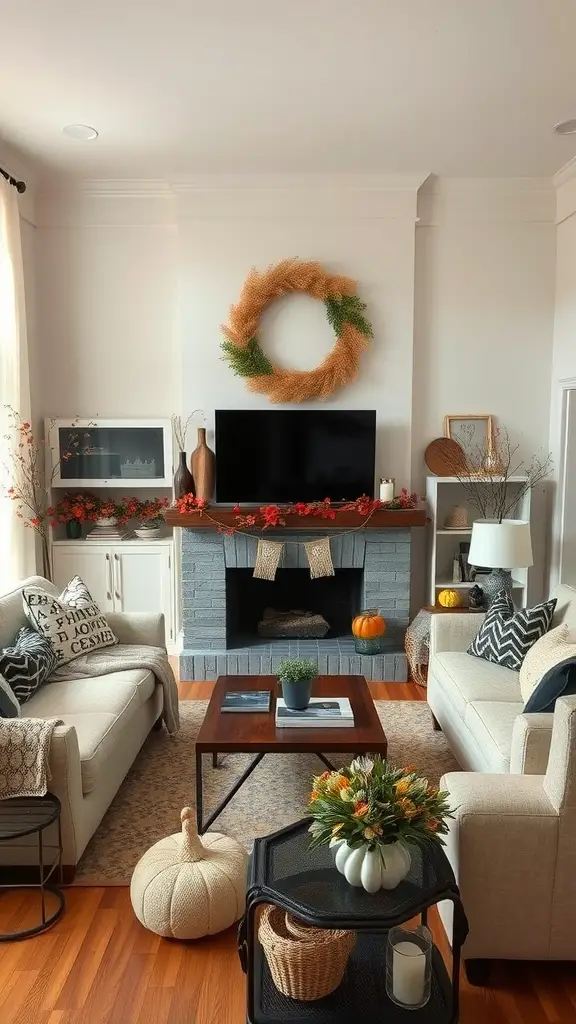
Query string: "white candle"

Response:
xmin=379 ymin=479 xmax=395 ymax=503
xmin=392 ymin=940 xmax=426 ymax=1006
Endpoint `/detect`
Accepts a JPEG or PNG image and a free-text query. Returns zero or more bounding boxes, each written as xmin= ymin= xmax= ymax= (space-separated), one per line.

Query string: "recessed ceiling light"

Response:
xmin=62 ymin=124 xmax=98 ymax=140
xmin=554 ymin=119 xmax=576 ymax=136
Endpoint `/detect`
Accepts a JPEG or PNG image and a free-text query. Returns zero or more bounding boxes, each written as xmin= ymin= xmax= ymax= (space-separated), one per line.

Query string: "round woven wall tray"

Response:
xmin=425 ymin=437 xmax=466 ymax=476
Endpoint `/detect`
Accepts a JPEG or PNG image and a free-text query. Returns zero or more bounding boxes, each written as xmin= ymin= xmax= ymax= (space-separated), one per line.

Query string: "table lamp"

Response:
xmin=468 ymin=519 xmax=533 ymax=606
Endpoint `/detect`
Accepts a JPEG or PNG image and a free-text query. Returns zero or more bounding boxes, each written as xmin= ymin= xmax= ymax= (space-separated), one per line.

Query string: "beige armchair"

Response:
xmin=440 ymin=694 xmax=576 ymax=977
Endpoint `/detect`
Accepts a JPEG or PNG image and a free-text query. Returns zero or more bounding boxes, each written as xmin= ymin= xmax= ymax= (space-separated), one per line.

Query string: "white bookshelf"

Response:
xmin=426 ymin=476 xmax=531 ymax=607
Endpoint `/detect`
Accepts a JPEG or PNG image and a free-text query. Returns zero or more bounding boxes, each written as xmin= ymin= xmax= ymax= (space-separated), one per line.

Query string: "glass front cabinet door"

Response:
xmin=47 ymin=419 xmax=173 ymax=488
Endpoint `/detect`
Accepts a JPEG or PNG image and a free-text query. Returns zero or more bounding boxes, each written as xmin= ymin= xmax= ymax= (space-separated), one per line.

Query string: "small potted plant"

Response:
xmin=277 ymin=658 xmax=317 ymax=711
xmin=127 ymin=497 xmax=170 ymax=538
xmin=50 ymin=492 xmax=98 ymax=539
xmin=308 ymin=757 xmax=453 ymax=893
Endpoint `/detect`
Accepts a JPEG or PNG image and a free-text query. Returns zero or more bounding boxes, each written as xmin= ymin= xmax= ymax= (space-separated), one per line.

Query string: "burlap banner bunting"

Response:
xmin=304 ymin=537 xmax=335 ymax=579
xmin=253 ymin=539 xmax=284 ymax=581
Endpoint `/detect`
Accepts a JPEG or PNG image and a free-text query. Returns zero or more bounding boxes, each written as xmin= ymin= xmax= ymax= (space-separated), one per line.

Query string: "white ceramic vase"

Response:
xmin=95 ymin=516 xmax=118 ymax=528
xmin=331 ymin=839 xmax=412 ymax=894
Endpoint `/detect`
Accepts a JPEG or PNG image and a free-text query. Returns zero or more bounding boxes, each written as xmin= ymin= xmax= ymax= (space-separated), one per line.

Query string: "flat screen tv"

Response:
xmin=215 ymin=410 xmax=376 ymax=503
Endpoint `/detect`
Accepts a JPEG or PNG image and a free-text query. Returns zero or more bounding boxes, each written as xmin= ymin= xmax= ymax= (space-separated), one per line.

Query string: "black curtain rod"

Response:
xmin=0 ymin=167 xmax=26 ymax=193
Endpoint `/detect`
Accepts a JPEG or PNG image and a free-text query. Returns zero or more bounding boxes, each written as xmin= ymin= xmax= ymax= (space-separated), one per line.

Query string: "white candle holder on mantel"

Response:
xmin=379 ymin=478 xmax=395 ymax=503
xmin=386 ymin=924 xmax=432 ymax=1009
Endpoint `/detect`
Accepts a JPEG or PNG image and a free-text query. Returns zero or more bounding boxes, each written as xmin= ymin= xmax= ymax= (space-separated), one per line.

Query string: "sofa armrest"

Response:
xmin=429 ymin=613 xmax=484 ymax=656
xmin=439 ymin=771 xmax=558 ymax=959
xmin=48 ymin=724 xmax=85 ymax=866
xmin=510 ymin=713 xmax=554 ymax=775
xmin=106 ymin=611 xmax=166 ymax=649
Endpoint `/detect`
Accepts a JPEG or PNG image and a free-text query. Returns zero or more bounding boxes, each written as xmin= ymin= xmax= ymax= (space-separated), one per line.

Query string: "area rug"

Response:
xmin=73 ymin=700 xmax=460 ymax=885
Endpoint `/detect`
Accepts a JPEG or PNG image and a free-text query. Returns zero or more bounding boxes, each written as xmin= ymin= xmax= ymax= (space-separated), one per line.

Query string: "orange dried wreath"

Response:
xmin=220 ymin=259 xmax=373 ymax=403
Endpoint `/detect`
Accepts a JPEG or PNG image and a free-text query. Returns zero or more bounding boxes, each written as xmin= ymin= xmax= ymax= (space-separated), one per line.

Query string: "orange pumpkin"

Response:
xmin=352 ymin=609 xmax=386 ymax=639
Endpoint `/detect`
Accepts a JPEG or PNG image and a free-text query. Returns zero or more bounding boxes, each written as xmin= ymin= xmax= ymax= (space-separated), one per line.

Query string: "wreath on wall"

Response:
xmin=220 ymin=258 xmax=373 ymax=403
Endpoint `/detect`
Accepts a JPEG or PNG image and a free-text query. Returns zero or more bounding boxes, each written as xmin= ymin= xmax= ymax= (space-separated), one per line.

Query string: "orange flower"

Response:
xmin=363 ymin=825 xmax=383 ymax=840
xmin=426 ymin=783 xmax=438 ymax=798
xmin=395 ymin=779 xmax=411 ymax=797
xmin=353 ymin=801 xmax=369 ymax=818
xmin=319 ymin=772 xmax=331 ymax=781
xmin=398 ymin=798 xmax=419 ymax=820
xmin=310 ymin=789 xmax=320 ymax=803
xmin=329 ymin=775 xmax=350 ymax=795
xmin=427 ymin=817 xmax=440 ymax=832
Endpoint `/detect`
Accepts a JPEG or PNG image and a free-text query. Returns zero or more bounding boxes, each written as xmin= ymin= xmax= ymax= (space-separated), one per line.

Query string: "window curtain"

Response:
xmin=0 ymin=176 xmax=34 ymax=590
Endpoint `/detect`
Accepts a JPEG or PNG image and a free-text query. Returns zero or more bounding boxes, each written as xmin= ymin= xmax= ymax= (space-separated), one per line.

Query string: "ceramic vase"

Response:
xmin=94 ymin=517 xmax=118 ymax=528
xmin=65 ymin=520 xmax=82 ymax=540
xmin=190 ymin=428 xmax=215 ymax=502
xmin=174 ymin=451 xmax=194 ymax=499
xmin=331 ymin=839 xmax=412 ymax=893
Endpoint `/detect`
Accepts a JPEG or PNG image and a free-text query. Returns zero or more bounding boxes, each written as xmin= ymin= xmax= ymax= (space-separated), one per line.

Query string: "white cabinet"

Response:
xmin=52 ymin=545 xmax=114 ymax=613
xmin=52 ymin=541 xmax=174 ymax=644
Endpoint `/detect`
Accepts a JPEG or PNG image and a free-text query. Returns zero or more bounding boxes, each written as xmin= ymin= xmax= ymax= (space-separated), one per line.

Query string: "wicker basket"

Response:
xmin=258 ymin=905 xmax=356 ymax=1001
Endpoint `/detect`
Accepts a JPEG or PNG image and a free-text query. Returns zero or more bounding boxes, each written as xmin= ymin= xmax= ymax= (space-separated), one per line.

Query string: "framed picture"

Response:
xmin=444 ymin=415 xmax=495 ymax=464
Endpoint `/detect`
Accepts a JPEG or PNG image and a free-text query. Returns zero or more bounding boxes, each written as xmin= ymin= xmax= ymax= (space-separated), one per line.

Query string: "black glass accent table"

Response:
xmin=0 ymin=794 xmax=65 ymax=940
xmin=238 ymin=818 xmax=469 ymax=1024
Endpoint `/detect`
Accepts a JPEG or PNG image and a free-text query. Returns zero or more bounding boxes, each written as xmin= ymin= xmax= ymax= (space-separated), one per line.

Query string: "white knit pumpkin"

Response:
xmin=130 ymin=807 xmax=248 ymax=939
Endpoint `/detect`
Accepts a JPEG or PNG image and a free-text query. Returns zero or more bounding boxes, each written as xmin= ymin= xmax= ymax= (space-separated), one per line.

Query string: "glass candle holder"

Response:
xmin=386 ymin=925 xmax=432 ymax=1009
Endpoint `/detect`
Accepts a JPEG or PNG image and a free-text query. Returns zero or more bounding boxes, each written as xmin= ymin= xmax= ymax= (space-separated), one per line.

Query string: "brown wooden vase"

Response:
xmin=174 ymin=451 xmax=194 ymax=498
xmin=190 ymin=427 xmax=215 ymax=502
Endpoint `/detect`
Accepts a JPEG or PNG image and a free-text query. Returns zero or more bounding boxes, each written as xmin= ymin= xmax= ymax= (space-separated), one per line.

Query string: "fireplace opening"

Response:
xmin=226 ymin=568 xmax=363 ymax=645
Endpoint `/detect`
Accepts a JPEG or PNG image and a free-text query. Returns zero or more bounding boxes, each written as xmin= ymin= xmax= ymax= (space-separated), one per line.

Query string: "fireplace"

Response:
xmin=225 ymin=568 xmax=363 ymax=646
xmin=179 ymin=526 xmax=412 ymax=681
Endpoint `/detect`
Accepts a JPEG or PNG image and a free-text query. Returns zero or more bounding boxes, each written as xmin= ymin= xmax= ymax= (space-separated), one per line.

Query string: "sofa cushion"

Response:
xmin=431 ymin=651 xmax=522 ymax=721
xmin=25 ymin=670 xmax=156 ymax=794
xmin=519 ymin=624 xmax=576 ymax=703
xmin=22 ymin=578 xmax=118 ymax=666
xmin=464 ymin=701 xmax=522 ymax=772
xmin=552 ymin=584 xmax=576 ymax=630
xmin=468 ymin=592 xmax=557 ymax=672
xmin=0 ymin=627 xmax=58 ymax=705
xmin=0 ymin=576 xmax=56 ymax=649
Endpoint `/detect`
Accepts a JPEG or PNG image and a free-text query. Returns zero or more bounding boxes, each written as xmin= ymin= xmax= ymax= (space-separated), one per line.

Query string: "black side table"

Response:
xmin=238 ymin=818 xmax=469 ymax=1024
xmin=0 ymin=794 xmax=65 ymax=940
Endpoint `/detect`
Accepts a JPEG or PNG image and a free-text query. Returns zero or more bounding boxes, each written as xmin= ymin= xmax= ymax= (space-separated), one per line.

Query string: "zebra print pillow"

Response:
xmin=0 ymin=627 xmax=58 ymax=705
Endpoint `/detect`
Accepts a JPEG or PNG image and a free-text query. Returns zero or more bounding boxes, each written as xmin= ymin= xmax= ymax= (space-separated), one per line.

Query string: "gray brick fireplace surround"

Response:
xmin=179 ymin=528 xmax=411 ymax=681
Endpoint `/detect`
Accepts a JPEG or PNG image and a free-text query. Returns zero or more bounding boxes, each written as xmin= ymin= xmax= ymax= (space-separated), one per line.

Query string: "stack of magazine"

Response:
xmin=275 ymin=697 xmax=354 ymax=728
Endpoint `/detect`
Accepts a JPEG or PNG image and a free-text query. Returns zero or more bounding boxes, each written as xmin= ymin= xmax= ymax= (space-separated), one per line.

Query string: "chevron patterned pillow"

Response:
xmin=0 ymin=627 xmax=58 ymax=705
xmin=468 ymin=590 xmax=557 ymax=671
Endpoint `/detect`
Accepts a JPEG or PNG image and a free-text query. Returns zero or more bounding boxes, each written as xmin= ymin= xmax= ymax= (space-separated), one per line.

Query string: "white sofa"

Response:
xmin=0 ymin=576 xmax=166 ymax=872
xmin=428 ymin=583 xmax=576 ymax=968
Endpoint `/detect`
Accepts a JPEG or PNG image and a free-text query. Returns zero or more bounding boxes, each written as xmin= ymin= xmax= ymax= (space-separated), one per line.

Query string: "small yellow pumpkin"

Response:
xmin=437 ymin=589 xmax=463 ymax=609
xmin=352 ymin=609 xmax=386 ymax=638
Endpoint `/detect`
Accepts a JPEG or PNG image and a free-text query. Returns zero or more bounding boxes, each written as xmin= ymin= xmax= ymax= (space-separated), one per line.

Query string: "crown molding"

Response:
xmin=169 ymin=172 xmax=431 ymax=193
xmin=418 ymin=176 xmax=556 ymax=225
xmin=39 ymin=177 xmax=174 ymax=199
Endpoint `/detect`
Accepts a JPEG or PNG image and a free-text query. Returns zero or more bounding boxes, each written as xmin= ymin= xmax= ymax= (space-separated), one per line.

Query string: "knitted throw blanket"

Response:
xmin=50 ymin=644 xmax=180 ymax=734
xmin=0 ymin=717 xmax=63 ymax=799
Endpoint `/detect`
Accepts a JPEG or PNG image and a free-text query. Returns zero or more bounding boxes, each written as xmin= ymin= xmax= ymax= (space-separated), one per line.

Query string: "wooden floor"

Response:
xmin=1 ymin=681 xmax=575 ymax=1024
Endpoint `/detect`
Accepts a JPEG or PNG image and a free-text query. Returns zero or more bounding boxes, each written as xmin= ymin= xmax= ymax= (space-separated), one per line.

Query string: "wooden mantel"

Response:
xmin=164 ymin=506 xmax=426 ymax=530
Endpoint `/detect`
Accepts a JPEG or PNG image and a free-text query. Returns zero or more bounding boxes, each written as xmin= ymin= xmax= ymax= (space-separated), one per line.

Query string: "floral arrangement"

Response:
xmin=308 ymin=757 xmax=453 ymax=851
xmin=50 ymin=494 xmax=169 ymax=527
xmin=2 ymin=409 xmax=93 ymax=579
xmin=173 ymin=491 xmax=419 ymax=535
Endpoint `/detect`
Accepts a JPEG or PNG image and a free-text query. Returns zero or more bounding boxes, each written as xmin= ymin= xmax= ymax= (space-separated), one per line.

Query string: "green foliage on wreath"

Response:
xmin=324 ymin=294 xmax=373 ymax=339
xmin=221 ymin=337 xmax=273 ymax=377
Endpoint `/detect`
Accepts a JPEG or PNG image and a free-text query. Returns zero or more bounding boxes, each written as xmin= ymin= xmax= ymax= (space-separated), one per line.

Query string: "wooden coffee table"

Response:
xmin=194 ymin=674 xmax=387 ymax=832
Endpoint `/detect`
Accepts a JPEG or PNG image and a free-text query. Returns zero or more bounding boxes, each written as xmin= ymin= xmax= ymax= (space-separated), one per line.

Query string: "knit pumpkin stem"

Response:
xmin=180 ymin=807 xmax=205 ymax=862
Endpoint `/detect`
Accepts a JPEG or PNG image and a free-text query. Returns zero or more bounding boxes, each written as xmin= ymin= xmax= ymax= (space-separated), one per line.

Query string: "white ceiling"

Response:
xmin=1 ymin=0 xmax=576 ymax=180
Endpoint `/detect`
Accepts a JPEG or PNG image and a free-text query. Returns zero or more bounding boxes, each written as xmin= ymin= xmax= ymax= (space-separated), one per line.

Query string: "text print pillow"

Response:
xmin=22 ymin=576 xmax=118 ymax=666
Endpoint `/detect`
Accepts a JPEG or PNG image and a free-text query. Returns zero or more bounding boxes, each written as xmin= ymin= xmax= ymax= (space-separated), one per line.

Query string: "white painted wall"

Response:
xmin=177 ymin=181 xmax=421 ymax=489
xmin=31 ymin=176 xmax=559 ymax=603
xmin=548 ymin=166 xmax=576 ymax=589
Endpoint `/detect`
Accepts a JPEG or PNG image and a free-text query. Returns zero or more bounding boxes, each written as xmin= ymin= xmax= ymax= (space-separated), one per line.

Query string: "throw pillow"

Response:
xmin=60 ymin=574 xmax=93 ymax=609
xmin=468 ymin=590 xmax=557 ymax=672
xmin=0 ymin=627 xmax=58 ymax=705
xmin=22 ymin=578 xmax=118 ymax=666
xmin=0 ymin=674 xmax=20 ymax=718
xmin=524 ymin=657 xmax=576 ymax=714
xmin=519 ymin=624 xmax=576 ymax=704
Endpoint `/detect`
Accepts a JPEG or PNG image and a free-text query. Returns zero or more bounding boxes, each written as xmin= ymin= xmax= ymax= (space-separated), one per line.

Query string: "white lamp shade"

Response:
xmin=468 ymin=519 xmax=533 ymax=570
